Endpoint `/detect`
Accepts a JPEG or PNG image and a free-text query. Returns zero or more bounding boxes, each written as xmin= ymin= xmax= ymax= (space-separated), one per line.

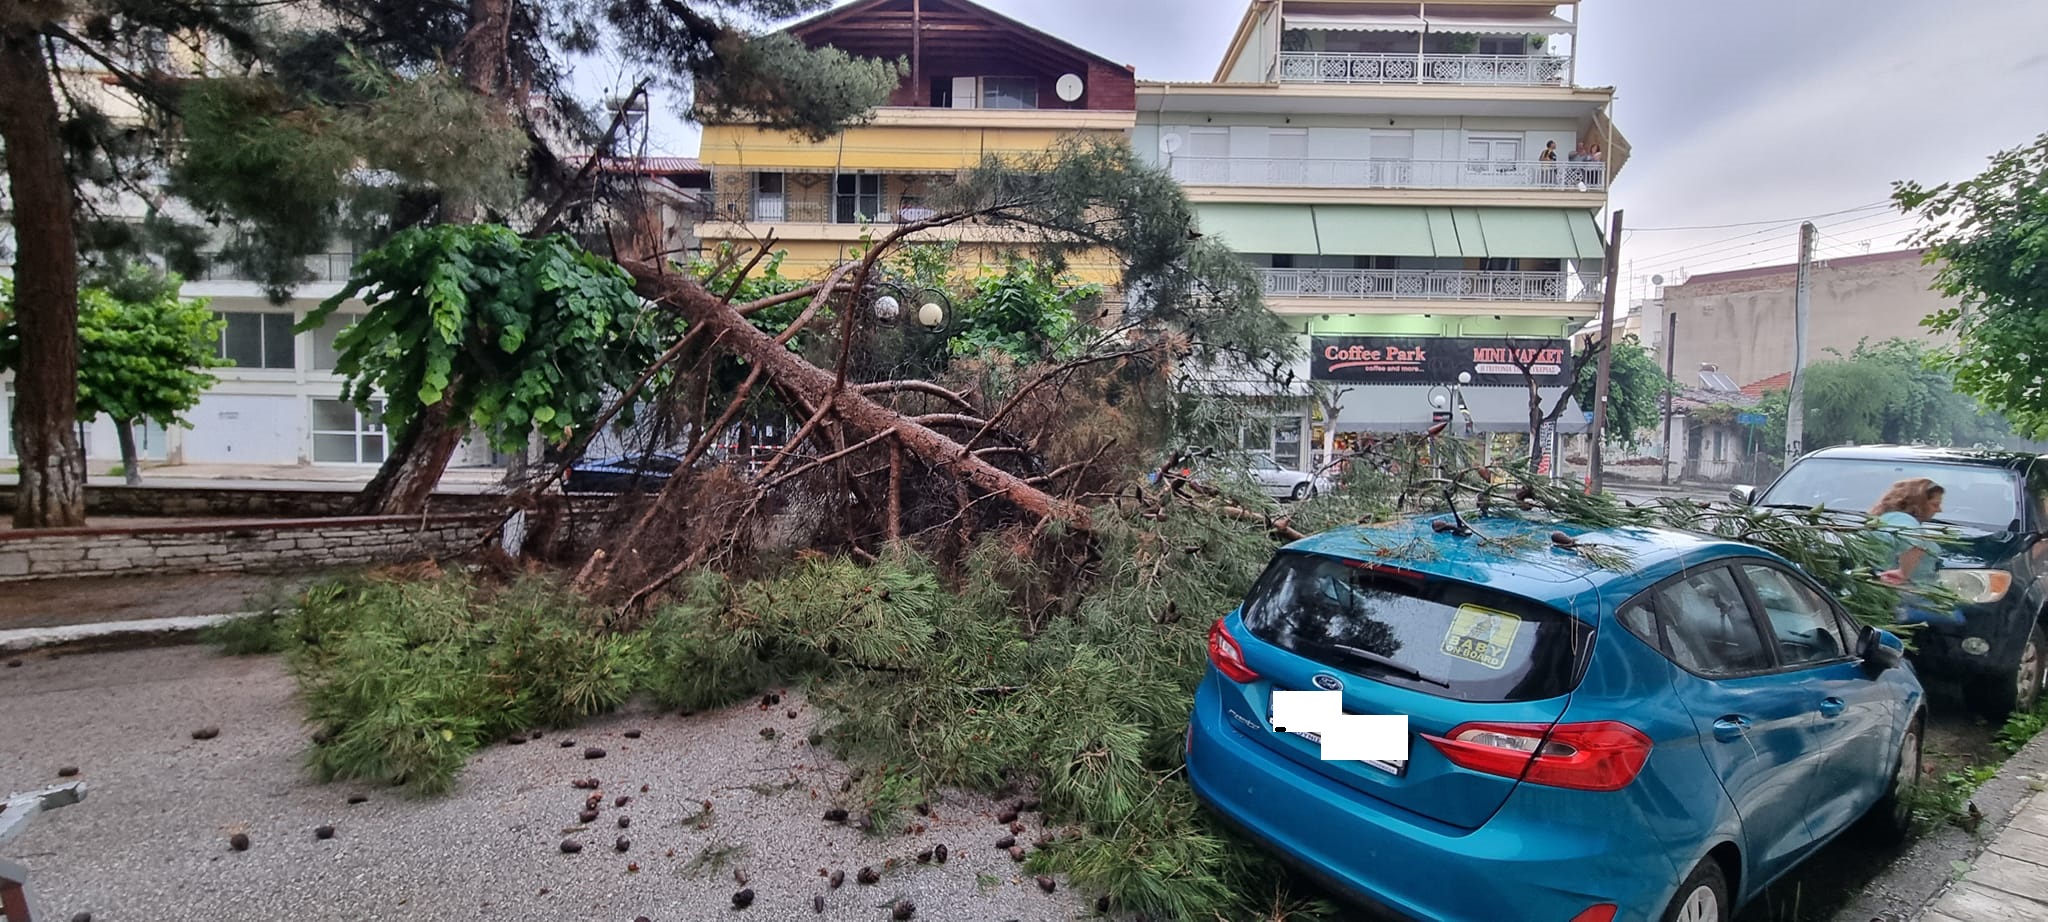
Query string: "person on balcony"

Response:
xmin=1539 ymin=141 xmax=1559 ymax=184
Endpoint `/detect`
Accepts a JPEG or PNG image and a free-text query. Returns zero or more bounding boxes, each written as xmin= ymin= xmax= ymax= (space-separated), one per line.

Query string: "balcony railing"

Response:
xmin=193 ymin=252 xmax=359 ymax=282
xmin=1277 ymin=52 xmax=1569 ymax=87
xmin=707 ymin=193 xmax=945 ymax=226
xmin=1172 ymin=157 xmax=1606 ymax=191
xmin=1261 ymin=268 xmax=1587 ymax=302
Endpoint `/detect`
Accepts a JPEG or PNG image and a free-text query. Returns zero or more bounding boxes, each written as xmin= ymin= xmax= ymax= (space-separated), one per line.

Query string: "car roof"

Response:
xmin=1801 ymin=444 xmax=2045 ymax=471
xmin=1281 ymin=515 xmax=1773 ymax=609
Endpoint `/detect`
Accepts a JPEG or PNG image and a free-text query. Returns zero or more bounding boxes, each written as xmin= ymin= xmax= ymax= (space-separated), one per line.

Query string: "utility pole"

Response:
xmin=1784 ymin=222 xmax=1816 ymax=461
xmin=1660 ymin=310 xmax=1677 ymax=485
xmin=1588 ymin=209 xmax=1624 ymax=493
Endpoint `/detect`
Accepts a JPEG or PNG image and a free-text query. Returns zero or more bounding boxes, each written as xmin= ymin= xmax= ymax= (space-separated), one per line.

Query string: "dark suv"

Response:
xmin=1735 ymin=445 xmax=2048 ymax=718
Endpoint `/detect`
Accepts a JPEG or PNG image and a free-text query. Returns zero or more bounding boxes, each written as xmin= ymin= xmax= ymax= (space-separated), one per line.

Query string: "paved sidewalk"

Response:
xmin=1918 ymin=789 xmax=2048 ymax=920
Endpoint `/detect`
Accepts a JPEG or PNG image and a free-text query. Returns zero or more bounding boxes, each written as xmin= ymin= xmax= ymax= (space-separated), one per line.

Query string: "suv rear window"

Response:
xmin=1239 ymin=553 xmax=1595 ymax=702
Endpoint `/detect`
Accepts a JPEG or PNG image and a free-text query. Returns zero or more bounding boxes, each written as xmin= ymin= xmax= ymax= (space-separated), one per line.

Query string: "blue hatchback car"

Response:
xmin=1186 ymin=515 xmax=1923 ymax=922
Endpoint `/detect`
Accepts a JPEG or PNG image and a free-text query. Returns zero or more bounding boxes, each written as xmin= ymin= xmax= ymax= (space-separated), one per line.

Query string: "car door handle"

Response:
xmin=1819 ymin=697 xmax=1846 ymax=719
xmin=1712 ymin=716 xmax=1751 ymax=741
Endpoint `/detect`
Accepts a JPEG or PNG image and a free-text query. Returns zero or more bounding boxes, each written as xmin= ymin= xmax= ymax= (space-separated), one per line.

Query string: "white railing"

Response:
xmin=1261 ymin=268 xmax=1587 ymax=302
xmin=1277 ymin=52 xmax=1570 ymax=87
xmin=1171 ymin=157 xmax=1606 ymax=191
xmin=707 ymin=193 xmax=943 ymax=225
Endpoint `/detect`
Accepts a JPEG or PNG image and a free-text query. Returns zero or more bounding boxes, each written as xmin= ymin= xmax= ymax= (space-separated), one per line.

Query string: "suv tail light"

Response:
xmin=1424 ymin=721 xmax=1651 ymax=792
xmin=1208 ymin=618 xmax=1260 ymax=683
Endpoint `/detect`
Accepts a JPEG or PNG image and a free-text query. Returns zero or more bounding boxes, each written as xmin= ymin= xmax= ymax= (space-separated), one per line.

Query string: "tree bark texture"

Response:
xmin=0 ymin=14 xmax=87 ymax=527
xmin=620 ymin=259 xmax=1092 ymax=530
xmin=353 ymin=393 xmax=465 ymax=515
xmin=115 ymin=419 xmax=141 ymax=486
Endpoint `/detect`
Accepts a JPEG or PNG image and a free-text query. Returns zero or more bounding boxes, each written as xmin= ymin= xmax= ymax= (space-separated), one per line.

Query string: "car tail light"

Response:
xmin=1208 ymin=618 xmax=1260 ymax=683
xmin=1423 ymin=721 xmax=1651 ymax=792
xmin=1569 ymin=906 xmax=1617 ymax=922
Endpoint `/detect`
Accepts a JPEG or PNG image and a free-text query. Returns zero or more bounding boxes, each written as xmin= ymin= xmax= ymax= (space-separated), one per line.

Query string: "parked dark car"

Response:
xmin=563 ymin=452 xmax=688 ymax=494
xmin=1735 ymin=444 xmax=2048 ymax=717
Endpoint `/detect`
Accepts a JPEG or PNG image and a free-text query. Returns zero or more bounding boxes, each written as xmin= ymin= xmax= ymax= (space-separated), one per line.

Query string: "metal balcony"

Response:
xmin=1277 ymin=52 xmax=1570 ymax=87
xmin=1171 ymin=157 xmax=1607 ymax=191
xmin=1261 ymin=268 xmax=1588 ymax=302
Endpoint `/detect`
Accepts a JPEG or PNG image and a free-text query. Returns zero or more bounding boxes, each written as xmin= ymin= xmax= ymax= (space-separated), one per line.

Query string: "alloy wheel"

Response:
xmin=1674 ymin=884 xmax=1720 ymax=922
xmin=2019 ymin=629 xmax=2044 ymax=712
xmin=1891 ymin=727 xmax=1922 ymax=828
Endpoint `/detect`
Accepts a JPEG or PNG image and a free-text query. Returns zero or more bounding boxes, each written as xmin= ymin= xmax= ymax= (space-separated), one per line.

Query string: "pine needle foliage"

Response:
xmin=284 ymin=573 xmax=644 ymax=795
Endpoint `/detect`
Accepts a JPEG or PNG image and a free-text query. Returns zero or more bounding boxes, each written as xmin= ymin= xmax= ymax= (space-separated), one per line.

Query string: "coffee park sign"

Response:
xmin=1310 ymin=336 xmax=1573 ymax=386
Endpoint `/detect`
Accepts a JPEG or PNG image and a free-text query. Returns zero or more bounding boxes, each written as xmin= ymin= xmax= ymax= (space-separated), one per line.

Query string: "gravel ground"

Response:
xmin=0 ymin=645 xmax=1111 ymax=922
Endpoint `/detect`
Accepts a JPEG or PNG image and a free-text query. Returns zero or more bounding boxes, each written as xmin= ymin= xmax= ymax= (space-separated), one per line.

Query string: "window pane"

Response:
xmin=360 ymin=434 xmax=386 ymax=463
xmin=313 ymin=433 xmax=359 ymax=463
xmin=220 ymin=312 xmax=262 ymax=367
xmin=1742 ymin=565 xmax=1849 ymax=666
xmin=982 ymin=77 xmax=1037 ymax=110
xmin=1654 ymin=568 xmax=1771 ymax=677
xmin=1239 ymin=553 xmax=1596 ymax=703
xmin=262 ymin=314 xmax=296 ymax=369
xmin=312 ymin=399 xmax=357 ymax=433
xmin=311 ymin=313 xmax=360 ymax=370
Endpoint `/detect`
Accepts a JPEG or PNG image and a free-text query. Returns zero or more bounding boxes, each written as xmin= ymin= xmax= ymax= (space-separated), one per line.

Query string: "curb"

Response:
xmin=0 ymin=611 xmax=261 ymax=656
xmin=1831 ymin=724 xmax=2048 ymax=921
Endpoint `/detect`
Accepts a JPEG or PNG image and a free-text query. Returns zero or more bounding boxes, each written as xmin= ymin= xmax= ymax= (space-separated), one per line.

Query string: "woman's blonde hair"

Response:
xmin=1871 ymin=477 xmax=1945 ymax=520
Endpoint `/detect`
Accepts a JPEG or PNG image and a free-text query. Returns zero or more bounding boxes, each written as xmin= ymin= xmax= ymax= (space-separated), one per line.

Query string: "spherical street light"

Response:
xmin=1457 ymin=371 xmax=1473 ymax=385
xmin=872 ymin=294 xmax=902 ymax=324
xmin=1430 ymin=393 xmax=1449 ymax=410
xmin=917 ymin=300 xmax=946 ymax=331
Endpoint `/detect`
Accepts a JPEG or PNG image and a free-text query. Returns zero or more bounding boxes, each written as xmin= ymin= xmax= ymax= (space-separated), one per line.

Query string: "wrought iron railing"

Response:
xmin=1277 ymin=52 xmax=1570 ymax=86
xmin=1261 ymin=268 xmax=1587 ymax=302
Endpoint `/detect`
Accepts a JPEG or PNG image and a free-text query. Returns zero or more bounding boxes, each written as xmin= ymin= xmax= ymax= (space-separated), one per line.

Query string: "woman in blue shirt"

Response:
xmin=1871 ymin=477 xmax=1945 ymax=587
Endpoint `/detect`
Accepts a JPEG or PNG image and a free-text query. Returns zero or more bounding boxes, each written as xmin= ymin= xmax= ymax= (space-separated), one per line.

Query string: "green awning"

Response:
xmin=1444 ymin=208 xmax=1488 ymax=258
xmin=1195 ymin=204 xmax=1319 ymax=254
xmin=1312 ymin=206 xmax=1438 ymax=257
xmin=1472 ymin=208 xmax=1606 ymax=260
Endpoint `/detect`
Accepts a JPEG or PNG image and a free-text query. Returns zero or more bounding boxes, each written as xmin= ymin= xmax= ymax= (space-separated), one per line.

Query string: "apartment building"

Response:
xmin=1140 ymin=0 xmax=1626 ymax=469
xmin=694 ymin=0 xmax=1138 ymax=285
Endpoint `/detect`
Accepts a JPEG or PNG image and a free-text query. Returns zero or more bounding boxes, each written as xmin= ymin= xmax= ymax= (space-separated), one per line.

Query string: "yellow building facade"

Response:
xmin=694 ymin=0 xmax=1140 ymax=286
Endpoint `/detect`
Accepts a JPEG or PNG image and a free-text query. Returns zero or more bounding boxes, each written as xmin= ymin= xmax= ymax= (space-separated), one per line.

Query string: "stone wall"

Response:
xmin=0 ymin=515 xmax=494 ymax=582
xmin=0 ymin=485 xmax=500 ymax=519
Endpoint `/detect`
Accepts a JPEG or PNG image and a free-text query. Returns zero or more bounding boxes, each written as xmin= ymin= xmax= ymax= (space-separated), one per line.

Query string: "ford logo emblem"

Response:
xmin=1311 ymin=673 xmax=1343 ymax=691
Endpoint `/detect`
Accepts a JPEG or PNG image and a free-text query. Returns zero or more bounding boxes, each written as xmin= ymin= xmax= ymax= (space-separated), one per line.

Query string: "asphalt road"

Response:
xmin=1 ymin=646 xmax=1102 ymax=922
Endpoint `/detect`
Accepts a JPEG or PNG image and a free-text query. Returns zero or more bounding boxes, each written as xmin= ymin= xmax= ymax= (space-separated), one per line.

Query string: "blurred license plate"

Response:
xmin=1268 ymin=705 xmax=1406 ymax=776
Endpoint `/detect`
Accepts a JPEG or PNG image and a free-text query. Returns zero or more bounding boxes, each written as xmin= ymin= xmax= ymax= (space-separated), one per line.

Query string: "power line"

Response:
xmin=1624 ymin=200 xmax=1893 ymax=233
xmin=1632 ymin=212 xmax=1925 ymax=281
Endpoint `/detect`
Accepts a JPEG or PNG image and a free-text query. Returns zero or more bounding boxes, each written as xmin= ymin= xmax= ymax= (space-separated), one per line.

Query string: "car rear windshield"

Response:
xmin=1758 ymin=458 xmax=2022 ymax=531
xmin=1238 ymin=553 xmax=1595 ymax=703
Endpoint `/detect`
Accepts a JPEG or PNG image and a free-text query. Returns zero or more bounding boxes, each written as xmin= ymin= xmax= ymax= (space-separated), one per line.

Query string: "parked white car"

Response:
xmin=1160 ymin=452 xmax=1331 ymax=501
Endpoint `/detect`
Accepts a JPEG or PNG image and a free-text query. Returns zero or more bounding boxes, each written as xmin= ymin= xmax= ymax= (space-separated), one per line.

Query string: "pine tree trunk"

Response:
xmin=115 ymin=419 xmax=142 ymax=486
xmin=0 ymin=15 xmax=87 ymax=528
xmin=353 ymin=394 xmax=463 ymax=515
xmin=621 ymin=259 xmax=1091 ymax=529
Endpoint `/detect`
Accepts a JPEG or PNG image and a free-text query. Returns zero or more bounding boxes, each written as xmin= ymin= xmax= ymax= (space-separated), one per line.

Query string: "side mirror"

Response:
xmin=1729 ymin=485 xmax=1756 ymax=505
xmin=1859 ymin=625 xmax=1905 ymax=676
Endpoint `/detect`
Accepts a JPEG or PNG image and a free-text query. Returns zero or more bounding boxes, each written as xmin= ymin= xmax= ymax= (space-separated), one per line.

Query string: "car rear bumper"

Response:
xmin=1186 ymin=674 xmax=1674 ymax=922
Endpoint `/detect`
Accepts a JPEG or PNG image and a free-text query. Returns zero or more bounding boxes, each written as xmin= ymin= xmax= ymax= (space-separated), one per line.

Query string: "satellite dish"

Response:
xmin=1650 ymin=274 xmax=1665 ymax=286
xmin=1056 ymin=73 xmax=1085 ymax=102
xmin=1160 ymin=133 xmax=1184 ymax=154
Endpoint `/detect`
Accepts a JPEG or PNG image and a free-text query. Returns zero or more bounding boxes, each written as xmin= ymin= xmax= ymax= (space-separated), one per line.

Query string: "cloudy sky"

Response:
xmin=590 ymin=0 xmax=2048 ymax=303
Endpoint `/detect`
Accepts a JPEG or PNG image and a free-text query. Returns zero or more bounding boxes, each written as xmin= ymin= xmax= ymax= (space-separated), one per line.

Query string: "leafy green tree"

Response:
xmin=0 ymin=270 xmax=228 ymax=486
xmin=1575 ymin=334 xmax=1668 ymax=447
xmin=1895 ymin=132 xmax=2048 ymax=437
xmin=1750 ymin=338 xmax=2016 ymax=454
xmin=0 ymin=0 xmax=904 ymax=524
xmin=951 ymin=258 xmax=1101 ymax=363
xmin=303 ymin=225 xmax=657 ymax=511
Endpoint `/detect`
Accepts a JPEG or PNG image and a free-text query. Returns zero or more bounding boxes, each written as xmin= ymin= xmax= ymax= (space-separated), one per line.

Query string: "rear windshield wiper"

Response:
xmin=1328 ymin=643 xmax=1452 ymax=688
